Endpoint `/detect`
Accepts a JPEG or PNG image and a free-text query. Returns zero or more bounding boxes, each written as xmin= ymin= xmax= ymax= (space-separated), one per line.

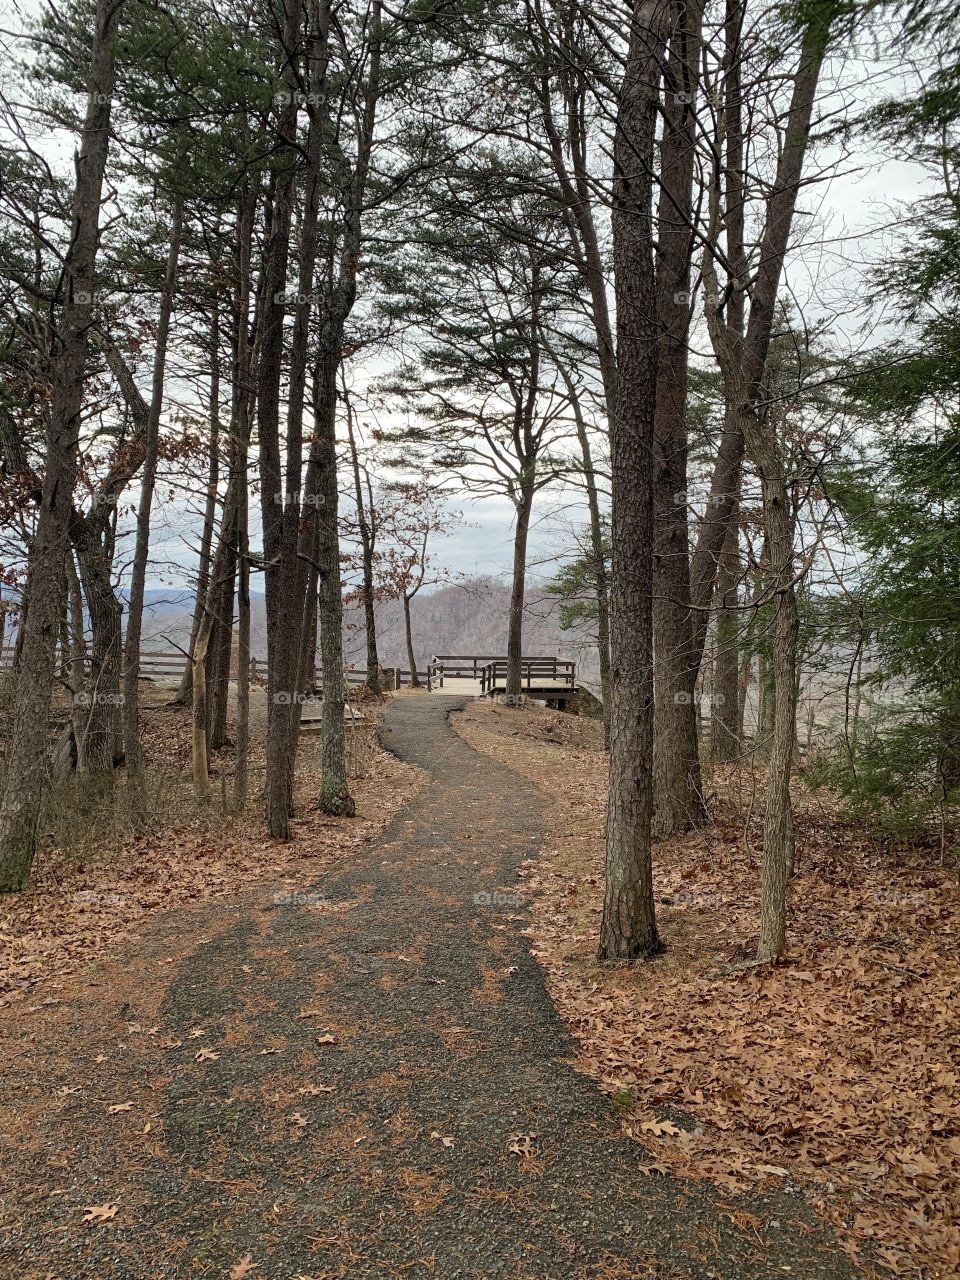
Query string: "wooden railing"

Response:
xmin=426 ymin=654 xmax=576 ymax=693
xmin=0 ymin=646 xmax=427 ymax=691
xmin=479 ymin=657 xmax=576 ymax=694
xmin=427 ymin=654 xmax=508 ymax=687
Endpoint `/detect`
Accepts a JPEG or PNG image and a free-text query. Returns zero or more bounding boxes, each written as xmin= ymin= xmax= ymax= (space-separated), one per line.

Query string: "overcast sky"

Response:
xmin=1 ymin=8 xmax=932 ymax=593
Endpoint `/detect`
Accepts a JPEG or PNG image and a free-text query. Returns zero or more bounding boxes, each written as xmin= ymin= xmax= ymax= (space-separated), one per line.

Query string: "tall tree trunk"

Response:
xmin=711 ymin=505 xmax=741 ymax=761
xmin=259 ymin=0 xmax=334 ymax=835
xmin=308 ymin=341 xmax=355 ymax=816
xmin=207 ymin=536 xmax=235 ymax=749
xmin=175 ymin=310 xmax=221 ymax=706
xmin=685 ymin=0 xmax=749 ymax=690
xmin=346 ymin=412 xmax=381 ymax=694
xmin=122 ymin=199 xmax=184 ymax=807
xmin=505 ymin=474 xmax=535 ymax=700
xmin=652 ymin=0 xmax=707 ymax=837
xmin=735 ymin=12 xmax=835 ymax=960
xmin=235 ymin=482 xmax=251 ymax=810
xmin=555 ymin=363 xmax=611 ymax=746
xmin=754 ymin=461 xmax=800 ymax=960
xmin=232 ymin=180 xmax=257 ymax=812
xmin=403 ymin=592 xmax=419 ymax=688
xmin=598 ymin=0 xmax=668 ymax=961
xmin=71 ymin=521 xmax=123 ymax=794
xmin=0 ymin=0 xmax=120 ymax=891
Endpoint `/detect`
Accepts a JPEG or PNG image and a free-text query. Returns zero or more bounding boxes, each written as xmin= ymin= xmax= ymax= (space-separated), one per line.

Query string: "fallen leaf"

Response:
xmin=640 ymin=1117 xmax=682 ymax=1138
xmin=228 ymin=1256 xmax=259 ymax=1280
xmin=508 ymin=1133 xmax=537 ymax=1158
xmin=80 ymin=1203 xmax=118 ymax=1224
xmin=108 ymin=1102 xmax=134 ymax=1114
xmin=430 ymin=1130 xmax=454 ymax=1149
xmin=195 ymin=1047 xmax=220 ymax=1062
xmin=315 ymin=1033 xmax=336 ymax=1046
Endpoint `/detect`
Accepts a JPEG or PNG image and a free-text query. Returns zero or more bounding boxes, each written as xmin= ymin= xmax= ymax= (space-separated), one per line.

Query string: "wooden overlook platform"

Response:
xmin=425 ymin=654 xmax=578 ymax=704
xmin=0 ymin=646 xmax=581 ymax=735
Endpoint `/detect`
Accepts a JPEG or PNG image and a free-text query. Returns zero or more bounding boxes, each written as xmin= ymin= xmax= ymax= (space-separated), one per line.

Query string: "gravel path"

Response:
xmin=0 ymin=695 xmax=862 ymax=1280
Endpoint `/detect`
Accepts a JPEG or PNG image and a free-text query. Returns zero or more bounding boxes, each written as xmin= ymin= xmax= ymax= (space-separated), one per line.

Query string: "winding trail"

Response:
xmin=1 ymin=695 xmax=860 ymax=1279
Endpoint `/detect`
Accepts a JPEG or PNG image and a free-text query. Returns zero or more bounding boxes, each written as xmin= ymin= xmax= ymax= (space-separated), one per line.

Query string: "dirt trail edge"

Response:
xmin=0 ymin=695 xmax=863 ymax=1280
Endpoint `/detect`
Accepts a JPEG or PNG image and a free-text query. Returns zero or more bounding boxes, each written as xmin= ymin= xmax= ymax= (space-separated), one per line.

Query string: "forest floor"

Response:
xmin=453 ymin=699 xmax=960 ymax=1280
xmin=0 ymin=683 xmax=419 ymax=1011
xmin=0 ymin=693 xmax=866 ymax=1280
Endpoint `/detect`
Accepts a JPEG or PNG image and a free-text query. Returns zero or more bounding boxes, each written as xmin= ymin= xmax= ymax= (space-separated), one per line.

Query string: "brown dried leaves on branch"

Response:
xmin=455 ymin=700 xmax=960 ymax=1279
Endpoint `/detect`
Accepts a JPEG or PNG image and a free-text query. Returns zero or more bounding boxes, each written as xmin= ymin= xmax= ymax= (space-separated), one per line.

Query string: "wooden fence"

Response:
xmin=0 ymin=645 xmax=429 ymax=692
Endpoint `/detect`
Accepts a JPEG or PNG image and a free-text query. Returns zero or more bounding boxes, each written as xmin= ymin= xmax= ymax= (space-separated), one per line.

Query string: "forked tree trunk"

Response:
xmin=72 ymin=523 xmax=123 ymax=794
xmin=0 ymin=0 xmax=120 ymax=891
xmin=259 ymin=0 xmax=334 ymax=835
xmin=740 ymin=12 xmax=835 ymax=960
xmin=598 ymin=0 xmax=668 ymax=962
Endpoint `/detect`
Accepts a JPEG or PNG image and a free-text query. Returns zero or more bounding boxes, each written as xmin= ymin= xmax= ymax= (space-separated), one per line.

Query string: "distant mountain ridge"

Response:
xmin=134 ymin=576 xmax=600 ymax=686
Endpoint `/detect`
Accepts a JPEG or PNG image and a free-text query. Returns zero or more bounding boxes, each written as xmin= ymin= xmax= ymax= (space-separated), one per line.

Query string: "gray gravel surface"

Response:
xmin=0 ymin=695 xmax=863 ymax=1280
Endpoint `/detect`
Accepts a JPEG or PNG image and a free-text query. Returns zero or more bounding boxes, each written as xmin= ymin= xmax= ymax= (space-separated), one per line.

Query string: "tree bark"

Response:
xmin=598 ymin=0 xmax=668 ymax=962
xmin=711 ymin=502 xmax=741 ymax=761
xmin=652 ymin=0 xmax=707 ymax=837
xmin=0 ymin=0 xmax=121 ymax=891
xmin=207 ymin=534 xmax=235 ymax=749
xmin=308 ymin=341 xmax=355 ymax=816
xmin=175 ymin=309 xmax=221 ymax=706
xmin=122 ymin=198 xmax=184 ymax=806
xmin=71 ymin=515 xmax=123 ymax=793
xmin=346 ymin=411 xmax=381 ymax=694
xmin=505 ymin=474 xmax=535 ymax=700
xmin=403 ymin=593 xmax=419 ymax=688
